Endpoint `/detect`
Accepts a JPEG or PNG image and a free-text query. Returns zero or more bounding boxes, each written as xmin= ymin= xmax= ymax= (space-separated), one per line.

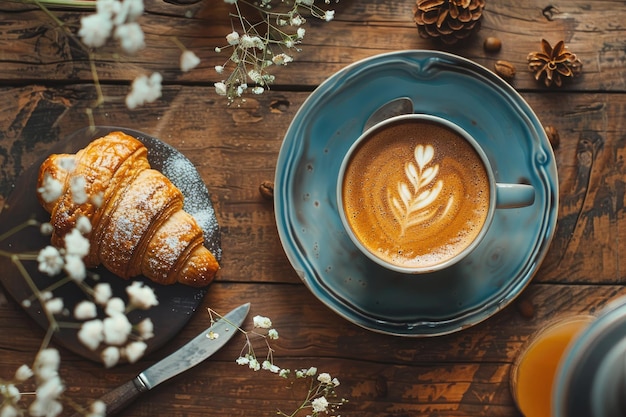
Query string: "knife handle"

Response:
xmin=70 ymin=377 xmax=147 ymax=417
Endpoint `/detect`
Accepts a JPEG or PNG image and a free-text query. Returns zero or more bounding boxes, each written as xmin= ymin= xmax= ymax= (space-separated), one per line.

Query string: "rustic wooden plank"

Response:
xmin=0 ymin=1 xmax=625 ymax=92
xmin=3 ymin=85 xmax=626 ymax=285
xmin=2 ymin=282 xmax=625 ymax=417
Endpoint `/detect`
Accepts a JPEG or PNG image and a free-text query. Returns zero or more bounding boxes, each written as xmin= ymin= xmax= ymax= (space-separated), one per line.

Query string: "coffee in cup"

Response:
xmin=337 ymin=114 xmax=535 ymax=274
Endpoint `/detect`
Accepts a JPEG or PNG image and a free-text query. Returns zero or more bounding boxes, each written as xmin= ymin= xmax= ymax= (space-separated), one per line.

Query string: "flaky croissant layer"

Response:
xmin=37 ymin=131 xmax=219 ymax=287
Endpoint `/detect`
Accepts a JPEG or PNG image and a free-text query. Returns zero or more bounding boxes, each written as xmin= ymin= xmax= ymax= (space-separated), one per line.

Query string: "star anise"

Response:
xmin=527 ymin=39 xmax=582 ymax=87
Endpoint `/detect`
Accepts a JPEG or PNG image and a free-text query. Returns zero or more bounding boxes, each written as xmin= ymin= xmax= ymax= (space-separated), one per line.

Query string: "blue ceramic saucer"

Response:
xmin=274 ymin=50 xmax=558 ymax=336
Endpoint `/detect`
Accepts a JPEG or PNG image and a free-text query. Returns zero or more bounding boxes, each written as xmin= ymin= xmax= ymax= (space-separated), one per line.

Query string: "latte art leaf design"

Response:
xmin=389 ymin=144 xmax=453 ymax=236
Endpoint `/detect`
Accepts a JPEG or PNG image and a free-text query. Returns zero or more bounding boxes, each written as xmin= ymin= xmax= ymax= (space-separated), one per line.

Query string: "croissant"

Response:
xmin=36 ymin=131 xmax=219 ymax=287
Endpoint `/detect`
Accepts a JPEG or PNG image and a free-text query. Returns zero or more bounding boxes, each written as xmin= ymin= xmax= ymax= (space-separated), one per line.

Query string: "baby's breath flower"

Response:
xmin=126 ymin=72 xmax=163 ymax=109
xmin=126 ymin=281 xmax=158 ymax=310
xmin=101 ymin=346 xmax=120 ymax=368
xmin=64 ymin=228 xmax=90 ymax=257
xmin=105 ymin=297 xmax=125 ymax=316
xmin=78 ymin=319 xmax=104 ymax=351
xmin=136 ymin=317 xmax=154 ymax=339
xmin=253 ymin=315 xmax=272 ymax=329
xmin=114 ymin=22 xmax=145 ymax=54
xmin=311 ymin=396 xmax=329 ymax=413
xmin=317 ymin=372 xmax=332 ymax=384
xmin=236 ymin=356 xmax=250 ymax=366
xmin=14 ymin=364 xmax=33 ymax=382
xmin=226 ymin=31 xmax=240 ymax=45
xmin=45 ymin=298 xmax=64 ymax=315
xmin=74 ymin=300 xmax=97 ymax=320
xmin=103 ymin=313 xmax=132 ymax=345
xmin=75 ymin=216 xmax=92 ymax=234
xmin=180 ymin=50 xmax=201 ymax=72
xmin=89 ymin=400 xmax=106 ymax=417
xmin=214 ymin=82 xmax=228 ymax=96
xmin=70 ymin=175 xmax=88 ymax=204
xmin=267 ymin=328 xmax=279 ymax=339
xmin=38 ymin=174 xmax=63 ymax=203
xmin=94 ymin=283 xmax=113 ymax=305
xmin=37 ymin=246 xmax=64 ymax=276
xmin=78 ymin=12 xmax=114 ymax=48
xmin=40 ymin=222 xmax=54 ymax=236
xmin=215 ymin=65 xmax=224 ymax=74
xmin=123 ymin=341 xmax=147 ymax=363
xmin=64 ymin=254 xmax=87 ymax=281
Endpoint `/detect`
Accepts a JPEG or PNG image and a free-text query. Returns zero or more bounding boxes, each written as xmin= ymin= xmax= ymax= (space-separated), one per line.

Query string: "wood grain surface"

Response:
xmin=2 ymin=1 xmax=626 ymax=416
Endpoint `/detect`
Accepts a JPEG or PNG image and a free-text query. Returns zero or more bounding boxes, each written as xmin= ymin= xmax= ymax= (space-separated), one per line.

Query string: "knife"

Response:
xmin=70 ymin=303 xmax=250 ymax=417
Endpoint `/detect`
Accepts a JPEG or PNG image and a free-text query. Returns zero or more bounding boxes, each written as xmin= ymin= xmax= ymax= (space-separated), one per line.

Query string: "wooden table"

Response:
xmin=1 ymin=1 xmax=625 ymax=416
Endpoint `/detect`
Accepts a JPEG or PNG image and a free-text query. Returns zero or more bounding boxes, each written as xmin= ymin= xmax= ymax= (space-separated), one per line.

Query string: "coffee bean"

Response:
xmin=484 ymin=37 xmax=502 ymax=53
xmin=494 ymin=60 xmax=516 ymax=79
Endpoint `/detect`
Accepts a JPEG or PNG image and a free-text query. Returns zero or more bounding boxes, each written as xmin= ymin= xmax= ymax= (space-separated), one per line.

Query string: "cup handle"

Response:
xmin=495 ymin=183 xmax=535 ymax=209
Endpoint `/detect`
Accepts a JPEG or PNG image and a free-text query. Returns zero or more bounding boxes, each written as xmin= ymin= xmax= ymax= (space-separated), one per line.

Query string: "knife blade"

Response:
xmin=71 ymin=302 xmax=250 ymax=417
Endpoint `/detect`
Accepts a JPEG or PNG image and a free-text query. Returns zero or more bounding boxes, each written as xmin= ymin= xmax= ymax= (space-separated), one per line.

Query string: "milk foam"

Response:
xmin=342 ymin=119 xmax=490 ymax=269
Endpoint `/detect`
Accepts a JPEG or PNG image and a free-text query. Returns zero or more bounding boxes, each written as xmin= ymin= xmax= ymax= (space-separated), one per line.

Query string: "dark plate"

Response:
xmin=0 ymin=126 xmax=220 ymax=362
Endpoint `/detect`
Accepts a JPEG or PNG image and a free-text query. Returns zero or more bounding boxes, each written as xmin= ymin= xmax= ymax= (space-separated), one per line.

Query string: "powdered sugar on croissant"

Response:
xmin=37 ymin=131 xmax=219 ymax=287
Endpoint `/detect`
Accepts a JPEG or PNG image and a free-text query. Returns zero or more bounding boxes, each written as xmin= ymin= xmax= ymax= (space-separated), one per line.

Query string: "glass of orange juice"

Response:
xmin=510 ymin=315 xmax=594 ymax=417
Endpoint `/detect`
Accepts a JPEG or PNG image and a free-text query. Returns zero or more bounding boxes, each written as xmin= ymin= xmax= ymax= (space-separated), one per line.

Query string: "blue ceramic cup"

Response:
xmin=337 ymin=114 xmax=535 ymax=274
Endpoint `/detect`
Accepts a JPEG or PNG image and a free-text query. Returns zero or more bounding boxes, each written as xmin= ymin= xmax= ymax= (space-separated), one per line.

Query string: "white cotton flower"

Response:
xmin=94 ymin=283 xmax=113 ymax=305
xmin=317 ymin=372 xmax=332 ymax=384
xmin=136 ymin=318 xmax=154 ymax=339
xmin=311 ymin=396 xmax=329 ymax=413
xmin=114 ymin=22 xmax=145 ymax=54
xmin=37 ymin=174 xmax=63 ymax=203
xmin=64 ymin=228 xmax=90 ymax=257
xmin=115 ymin=0 xmax=144 ymax=24
xmin=226 ymin=31 xmax=240 ymax=45
xmin=96 ymin=0 xmax=119 ymax=16
xmin=75 ymin=216 xmax=92 ymax=234
xmin=126 ymin=281 xmax=158 ymax=309
xmin=101 ymin=346 xmax=120 ymax=368
xmin=103 ymin=313 xmax=132 ymax=345
xmin=78 ymin=12 xmax=114 ymax=48
xmin=37 ymin=246 xmax=64 ymax=276
xmin=125 ymin=72 xmax=163 ymax=109
xmin=64 ymin=254 xmax=87 ymax=282
xmin=180 ymin=50 xmax=200 ymax=72
xmin=252 ymin=315 xmax=272 ymax=329
xmin=74 ymin=300 xmax=97 ymax=320
xmin=214 ymin=82 xmax=227 ymax=96
xmin=105 ymin=297 xmax=125 ymax=316
xmin=45 ymin=298 xmax=64 ymax=315
xmin=70 ymin=175 xmax=88 ymax=204
xmin=123 ymin=341 xmax=147 ymax=363
xmin=14 ymin=364 xmax=33 ymax=381
xmin=78 ymin=319 xmax=104 ymax=351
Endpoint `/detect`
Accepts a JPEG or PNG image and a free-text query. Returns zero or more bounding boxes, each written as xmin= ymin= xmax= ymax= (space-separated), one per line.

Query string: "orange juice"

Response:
xmin=510 ymin=316 xmax=593 ymax=417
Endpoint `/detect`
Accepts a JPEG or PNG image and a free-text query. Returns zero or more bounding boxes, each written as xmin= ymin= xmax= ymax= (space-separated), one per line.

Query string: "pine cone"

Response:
xmin=527 ymin=39 xmax=582 ymax=87
xmin=413 ymin=0 xmax=485 ymax=45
